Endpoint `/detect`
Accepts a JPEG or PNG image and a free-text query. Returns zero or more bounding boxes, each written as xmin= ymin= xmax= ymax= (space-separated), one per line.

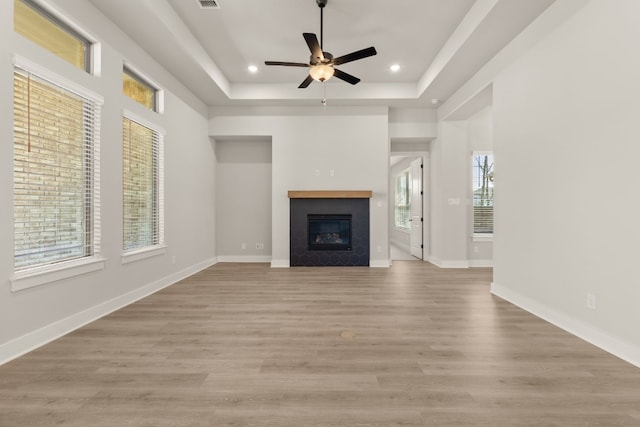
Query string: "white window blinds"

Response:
xmin=13 ymin=67 xmax=101 ymax=271
xmin=122 ymin=115 xmax=164 ymax=252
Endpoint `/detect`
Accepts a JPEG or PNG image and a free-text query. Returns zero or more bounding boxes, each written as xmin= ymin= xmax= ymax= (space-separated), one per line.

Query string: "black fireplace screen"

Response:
xmin=308 ymin=214 xmax=352 ymax=251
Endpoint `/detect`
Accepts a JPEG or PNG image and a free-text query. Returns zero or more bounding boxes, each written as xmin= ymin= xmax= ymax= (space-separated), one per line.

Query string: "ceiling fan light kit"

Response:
xmin=309 ymin=63 xmax=334 ymax=82
xmin=264 ymin=0 xmax=377 ymax=88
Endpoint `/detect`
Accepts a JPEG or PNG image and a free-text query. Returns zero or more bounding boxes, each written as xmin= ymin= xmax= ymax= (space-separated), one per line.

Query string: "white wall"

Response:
xmin=0 ymin=0 xmax=215 ymax=363
xmin=389 ymin=108 xmax=437 ymax=140
xmin=209 ymin=107 xmax=390 ymax=267
xmin=215 ymin=139 xmax=272 ymax=261
xmin=428 ymin=121 xmax=469 ymax=267
xmin=492 ymin=0 xmax=640 ymax=365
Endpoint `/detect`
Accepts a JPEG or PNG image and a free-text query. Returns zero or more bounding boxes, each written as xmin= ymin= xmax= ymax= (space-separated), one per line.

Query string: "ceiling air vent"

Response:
xmin=196 ymin=0 xmax=220 ymax=9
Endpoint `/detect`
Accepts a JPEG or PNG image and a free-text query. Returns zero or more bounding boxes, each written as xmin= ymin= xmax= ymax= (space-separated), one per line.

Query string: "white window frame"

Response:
xmin=15 ymin=0 xmax=95 ymax=73
xmin=10 ymin=55 xmax=104 ymax=292
xmin=122 ymin=63 xmax=164 ymax=114
xmin=394 ymin=167 xmax=412 ymax=230
xmin=121 ymin=110 xmax=166 ymax=264
xmin=472 ymin=151 xmax=494 ymax=241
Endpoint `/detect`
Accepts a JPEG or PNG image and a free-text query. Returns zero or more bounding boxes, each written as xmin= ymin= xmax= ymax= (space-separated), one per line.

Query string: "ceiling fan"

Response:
xmin=264 ymin=0 xmax=377 ymax=88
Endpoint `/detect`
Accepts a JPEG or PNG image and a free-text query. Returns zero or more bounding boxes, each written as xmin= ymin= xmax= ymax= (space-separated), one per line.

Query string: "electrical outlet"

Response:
xmin=315 ymin=169 xmax=320 ymax=176
xmin=330 ymin=169 xmax=335 ymax=177
xmin=586 ymin=293 xmax=596 ymax=310
xmin=241 ymin=243 xmax=247 ymax=250
xmin=473 ymin=246 xmax=479 ymax=253
xmin=171 ymin=256 xmax=176 ymax=265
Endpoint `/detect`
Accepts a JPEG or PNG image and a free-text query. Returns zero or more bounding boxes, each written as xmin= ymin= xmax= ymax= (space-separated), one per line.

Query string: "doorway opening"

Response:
xmin=390 ymin=153 xmax=427 ymax=261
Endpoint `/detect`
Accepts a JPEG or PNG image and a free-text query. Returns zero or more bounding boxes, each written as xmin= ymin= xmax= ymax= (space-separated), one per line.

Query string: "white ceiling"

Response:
xmin=88 ymin=0 xmax=555 ymax=107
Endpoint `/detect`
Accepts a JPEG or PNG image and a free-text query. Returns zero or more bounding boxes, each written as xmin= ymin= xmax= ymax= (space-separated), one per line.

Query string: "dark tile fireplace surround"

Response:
xmin=289 ymin=191 xmax=371 ymax=267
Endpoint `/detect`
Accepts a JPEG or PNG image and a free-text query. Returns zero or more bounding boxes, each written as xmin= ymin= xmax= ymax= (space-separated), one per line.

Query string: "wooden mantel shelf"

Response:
xmin=288 ymin=190 xmax=372 ymax=199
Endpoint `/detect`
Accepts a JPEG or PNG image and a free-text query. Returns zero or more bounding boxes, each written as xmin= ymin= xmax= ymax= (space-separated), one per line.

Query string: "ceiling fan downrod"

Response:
xmin=317 ymin=0 xmax=327 ymax=49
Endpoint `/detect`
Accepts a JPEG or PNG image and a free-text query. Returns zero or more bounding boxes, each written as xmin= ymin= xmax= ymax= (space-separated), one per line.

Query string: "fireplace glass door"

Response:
xmin=308 ymin=214 xmax=352 ymax=251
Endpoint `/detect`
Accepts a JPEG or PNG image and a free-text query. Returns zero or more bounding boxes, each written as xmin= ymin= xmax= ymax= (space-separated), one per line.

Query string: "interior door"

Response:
xmin=409 ymin=158 xmax=423 ymax=259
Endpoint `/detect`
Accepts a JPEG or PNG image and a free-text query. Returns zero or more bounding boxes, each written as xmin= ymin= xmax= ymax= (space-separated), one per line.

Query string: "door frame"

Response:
xmin=409 ymin=157 xmax=423 ymax=259
xmin=389 ymin=151 xmax=430 ymax=262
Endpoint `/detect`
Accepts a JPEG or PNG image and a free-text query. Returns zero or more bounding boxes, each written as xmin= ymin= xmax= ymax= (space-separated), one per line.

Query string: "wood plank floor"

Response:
xmin=1 ymin=262 xmax=640 ymax=426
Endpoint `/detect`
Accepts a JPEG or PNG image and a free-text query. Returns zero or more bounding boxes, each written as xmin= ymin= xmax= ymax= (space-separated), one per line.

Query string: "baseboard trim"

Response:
xmin=370 ymin=259 xmax=391 ymax=268
xmin=491 ymin=282 xmax=640 ymax=369
xmin=217 ymin=255 xmax=272 ymax=263
xmin=427 ymin=256 xmax=470 ymax=269
xmin=270 ymin=259 xmax=290 ymax=268
xmin=469 ymin=259 xmax=493 ymax=267
xmin=0 ymin=257 xmax=217 ymax=366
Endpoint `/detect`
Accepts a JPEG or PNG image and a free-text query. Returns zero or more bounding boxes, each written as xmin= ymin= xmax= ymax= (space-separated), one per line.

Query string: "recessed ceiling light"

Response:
xmin=248 ymin=65 xmax=258 ymax=73
xmin=390 ymin=64 xmax=400 ymax=72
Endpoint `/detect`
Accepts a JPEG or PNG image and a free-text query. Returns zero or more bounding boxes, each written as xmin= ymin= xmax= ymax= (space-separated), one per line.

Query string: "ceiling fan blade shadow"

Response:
xmin=303 ymin=33 xmax=324 ymax=61
xmin=332 ymin=47 xmax=377 ymax=66
xmin=333 ymin=68 xmax=360 ymax=85
xmin=265 ymin=61 xmax=310 ymax=67
xmin=298 ymin=74 xmax=314 ymax=88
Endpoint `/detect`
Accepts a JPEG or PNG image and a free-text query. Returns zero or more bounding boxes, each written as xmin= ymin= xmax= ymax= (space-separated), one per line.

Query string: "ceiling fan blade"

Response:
xmin=303 ymin=33 xmax=324 ymax=61
xmin=333 ymin=68 xmax=360 ymax=85
xmin=298 ymin=74 xmax=314 ymax=88
xmin=332 ymin=47 xmax=377 ymax=66
xmin=265 ymin=61 xmax=309 ymax=67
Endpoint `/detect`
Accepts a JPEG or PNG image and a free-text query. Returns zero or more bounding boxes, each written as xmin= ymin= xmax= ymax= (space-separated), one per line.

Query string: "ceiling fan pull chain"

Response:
xmin=321 ymin=81 xmax=327 ymax=107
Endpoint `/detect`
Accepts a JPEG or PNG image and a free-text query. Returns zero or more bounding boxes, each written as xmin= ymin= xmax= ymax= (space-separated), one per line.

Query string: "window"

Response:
xmin=394 ymin=169 xmax=411 ymax=229
xmin=472 ymin=153 xmax=494 ymax=235
xmin=123 ymin=67 xmax=157 ymax=111
xmin=13 ymin=65 xmax=101 ymax=272
xmin=13 ymin=0 xmax=91 ymax=72
xmin=122 ymin=115 xmax=164 ymax=254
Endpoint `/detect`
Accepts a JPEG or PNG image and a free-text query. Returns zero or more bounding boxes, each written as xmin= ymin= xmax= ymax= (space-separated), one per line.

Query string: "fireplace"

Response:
xmin=308 ymin=214 xmax=352 ymax=251
xmin=289 ymin=191 xmax=370 ymax=266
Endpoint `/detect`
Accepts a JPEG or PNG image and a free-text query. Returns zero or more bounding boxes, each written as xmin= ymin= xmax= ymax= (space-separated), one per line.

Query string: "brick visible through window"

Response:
xmin=122 ymin=116 xmax=164 ymax=252
xmin=13 ymin=67 xmax=101 ymax=270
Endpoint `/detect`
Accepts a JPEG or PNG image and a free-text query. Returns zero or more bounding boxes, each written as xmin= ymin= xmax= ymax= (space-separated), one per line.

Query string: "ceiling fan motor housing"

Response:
xmin=310 ymin=51 xmax=333 ymax=66
xmin=316 ymin=0 xmax=327 ymax=8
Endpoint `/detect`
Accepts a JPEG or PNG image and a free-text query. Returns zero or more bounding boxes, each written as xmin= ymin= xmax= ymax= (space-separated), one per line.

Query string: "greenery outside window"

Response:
xmin=14 ymin=0 xmax=91 ymax=72
xmin=394 ymin=169 xmax=411 ymax=229
xmin=472 ymin=152 xmax=494 ymax=236
xmin=122 ymin=115 xmax=164 ymax=254
xmin=123 ymin=67 xmax=158 ymax=111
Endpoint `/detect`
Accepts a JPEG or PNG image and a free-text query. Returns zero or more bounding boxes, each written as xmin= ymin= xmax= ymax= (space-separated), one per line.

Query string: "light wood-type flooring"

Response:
xmin=1 ymin=262 xmax=640 ymax=426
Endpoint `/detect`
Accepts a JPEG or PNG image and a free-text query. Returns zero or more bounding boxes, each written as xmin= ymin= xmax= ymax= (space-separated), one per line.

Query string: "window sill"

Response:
xmin=11 ymin=256 xmax=106 ymax=292
xmin=121 ymin=245 xmax=167 ymax=264
xmin=473 ymin=234 xmax=493 ymax=243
